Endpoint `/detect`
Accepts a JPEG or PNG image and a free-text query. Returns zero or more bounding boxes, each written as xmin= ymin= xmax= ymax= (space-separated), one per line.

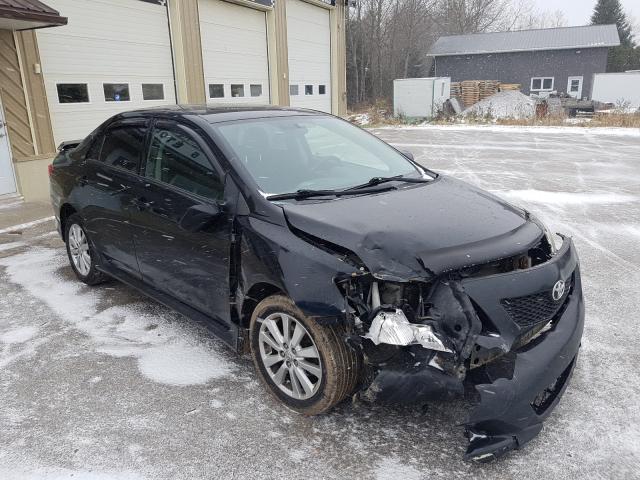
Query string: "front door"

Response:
xmin=567 ymin=76 xmax=583 ymax=99
xmin=0 ymin=97 xmax=17 ymax=196
xmin=129 ymin=120 xmax=232 ymax=328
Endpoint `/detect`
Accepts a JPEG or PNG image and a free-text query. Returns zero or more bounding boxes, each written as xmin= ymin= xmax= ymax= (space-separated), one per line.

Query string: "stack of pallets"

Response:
xmin=499 ymin=83 xmax=521 ymax=92
xmin=460 ymin=81 xmax=480 ymax=108
xmin=479 ymin=80 xmax=500 ymax=100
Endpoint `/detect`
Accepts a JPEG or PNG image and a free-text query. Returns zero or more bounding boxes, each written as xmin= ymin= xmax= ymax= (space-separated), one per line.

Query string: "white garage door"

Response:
xmin=199 ymin=0 xmax=270 ymax=106
xmin=287 ymin=0 xmax=331 ymax=113
xmin=37 ymin=0 xmax=176 ymax=145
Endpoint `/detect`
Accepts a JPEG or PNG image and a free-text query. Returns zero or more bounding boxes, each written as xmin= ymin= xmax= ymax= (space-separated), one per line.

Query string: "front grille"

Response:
xmin=501 ymin=277 xmax=572 ymax=329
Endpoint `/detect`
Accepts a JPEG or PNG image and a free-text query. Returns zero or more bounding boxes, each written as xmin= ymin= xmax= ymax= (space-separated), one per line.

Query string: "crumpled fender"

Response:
xmin=237 ymin=214 xmax=359 ymax=321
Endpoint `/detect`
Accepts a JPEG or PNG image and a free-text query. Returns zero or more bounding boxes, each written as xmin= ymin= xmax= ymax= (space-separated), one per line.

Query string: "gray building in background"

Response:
xmin=428 ymin=25 xmax=620 ymax=99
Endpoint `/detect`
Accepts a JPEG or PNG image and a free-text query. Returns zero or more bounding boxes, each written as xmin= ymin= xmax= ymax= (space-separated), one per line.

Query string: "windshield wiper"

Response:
xmin=267 ymin=185 xmax=396 ymax=201
xmin=346 ymin=174 xmax=431 ymax=191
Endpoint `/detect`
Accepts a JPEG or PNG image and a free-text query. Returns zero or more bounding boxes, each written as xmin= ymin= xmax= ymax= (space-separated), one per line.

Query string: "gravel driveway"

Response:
xmin=1 ymin=125 xmax=639 ymax=479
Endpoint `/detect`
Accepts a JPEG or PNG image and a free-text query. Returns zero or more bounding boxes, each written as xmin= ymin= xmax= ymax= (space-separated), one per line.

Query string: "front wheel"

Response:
xmin=250 ymin=295 xmax=361 ymax=415
xmin=64 ymin=214 xmax=106 ymax=286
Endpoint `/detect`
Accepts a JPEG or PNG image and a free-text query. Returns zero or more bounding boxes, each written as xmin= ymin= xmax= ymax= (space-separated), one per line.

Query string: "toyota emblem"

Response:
xmin=552 ymin=280 xmax=566 ymax=301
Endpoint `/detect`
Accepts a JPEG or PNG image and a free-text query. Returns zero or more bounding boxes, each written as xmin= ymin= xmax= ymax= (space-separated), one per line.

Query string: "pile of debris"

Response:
xmin=460 ymin=90 xmax=536 ymax=119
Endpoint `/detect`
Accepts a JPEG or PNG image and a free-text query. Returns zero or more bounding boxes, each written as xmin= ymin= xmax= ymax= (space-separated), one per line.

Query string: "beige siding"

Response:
xmin=273 ymin=0 xmax=290 ymax=105
xmin=334 ymin=0 xmax=346 ymax=116
xmin=15 ymin=30 xmax=56 ymax=155
xmin=169 ymin=0 xmax=206 ymax=104
xmin=0 ymin=29 xmax=35 ymax=159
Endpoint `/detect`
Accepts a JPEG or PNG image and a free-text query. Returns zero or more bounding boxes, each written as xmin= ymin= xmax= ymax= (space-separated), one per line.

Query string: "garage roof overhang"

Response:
xmin=0 ymin=0 xmax=67 ymax=31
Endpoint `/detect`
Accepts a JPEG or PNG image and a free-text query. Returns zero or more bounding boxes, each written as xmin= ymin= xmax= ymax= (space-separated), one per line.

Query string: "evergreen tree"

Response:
xmin=591 ymin=0 xmax=634 ymax=47
xmin=591 ymin=0 xmax=638 ymax=72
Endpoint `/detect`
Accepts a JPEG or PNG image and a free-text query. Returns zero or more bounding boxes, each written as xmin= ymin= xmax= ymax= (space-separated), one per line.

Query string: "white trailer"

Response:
xmin=592 ymin=72 xmax=640 ymax=109
xmin=393 ymin=77 xmax=451 ymax=118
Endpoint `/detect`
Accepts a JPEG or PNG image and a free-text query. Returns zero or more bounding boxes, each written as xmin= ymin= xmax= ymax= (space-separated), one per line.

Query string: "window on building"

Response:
xmin=231 ymin=84 xmax=245 ymax=98
xmin=318 ymin=85 xmax=326 ymax=95
xmin=103 ymin=83 xmax=131 ymax=102
xmin=209 ymin=84 xmax=224 ymax=98
xmin=530 ymin=77 xmax=554 ymax=93
xmin=57 ymin=84 xmax=89 ymax=104
xmin=250 ymin=84 xmax=262 ymax=97
xmin=305 ymin=85 xmax=313 ymax=95
xmin=570 ymin=79 xmax=580 ymax=93
xmin=142 ymin=84 xmax=165 ymax=101
xmin=289 ymin=85 xmax=299 ymax=96
xmin=145 ymin=126 xmax=223 ymax=200
xmin=99 ymin=125 xmax=147 ymax=172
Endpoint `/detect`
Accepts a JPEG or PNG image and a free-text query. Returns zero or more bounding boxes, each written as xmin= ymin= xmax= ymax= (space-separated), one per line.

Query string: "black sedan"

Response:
xmin=49 ymin=106 xmax=584 ymax=462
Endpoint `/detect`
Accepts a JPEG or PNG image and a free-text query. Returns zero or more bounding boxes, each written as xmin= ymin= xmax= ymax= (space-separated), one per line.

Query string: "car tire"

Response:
xmin=250 ymin=295 xmax=361 ymax=415
xmin=64 ymin=214 xmax=107 ymax=286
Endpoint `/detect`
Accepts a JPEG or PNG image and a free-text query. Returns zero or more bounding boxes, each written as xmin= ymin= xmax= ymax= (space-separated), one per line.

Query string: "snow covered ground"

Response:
xmin=1 ymin=125 xmax=639 ymax=479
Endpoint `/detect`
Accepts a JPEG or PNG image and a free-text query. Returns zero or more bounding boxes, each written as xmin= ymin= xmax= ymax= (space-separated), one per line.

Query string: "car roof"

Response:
xmin=115 ymin=104 xmax=328 ymax=124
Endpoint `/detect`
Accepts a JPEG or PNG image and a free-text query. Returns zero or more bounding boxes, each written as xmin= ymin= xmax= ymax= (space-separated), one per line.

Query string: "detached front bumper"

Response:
xmin=461 ymin=238 xmax=584 ymax=461
xmin=360 ymin=238 xmax=584 ymax=461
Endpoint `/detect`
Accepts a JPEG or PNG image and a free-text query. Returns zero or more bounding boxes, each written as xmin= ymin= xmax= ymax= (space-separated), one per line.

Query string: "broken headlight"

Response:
xmin=364 ymin=309 xmax=452 ymax=353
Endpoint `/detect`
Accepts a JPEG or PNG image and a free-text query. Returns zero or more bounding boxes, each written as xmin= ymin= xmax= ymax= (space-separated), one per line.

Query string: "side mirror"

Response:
xmin=399 ymin=149 xmax=414 ymax=161
xmin=179 ymin=203 xmax=222 ymax=232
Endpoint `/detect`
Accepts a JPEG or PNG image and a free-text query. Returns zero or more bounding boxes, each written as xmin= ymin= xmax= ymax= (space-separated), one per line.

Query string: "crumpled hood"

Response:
xmin=281 ymin=176 xmax=543 ymax=280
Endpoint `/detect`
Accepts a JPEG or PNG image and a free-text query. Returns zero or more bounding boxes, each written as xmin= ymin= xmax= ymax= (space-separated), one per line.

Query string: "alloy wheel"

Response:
xmin=68 ymin=223 xmax=91 ymax=276
xmin=257 ymin=312 xmax=323 ymax=400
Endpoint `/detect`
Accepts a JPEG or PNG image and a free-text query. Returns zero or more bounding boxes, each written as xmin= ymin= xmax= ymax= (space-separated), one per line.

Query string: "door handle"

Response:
xmin=78 ymin=175 xmax=89 ymax=186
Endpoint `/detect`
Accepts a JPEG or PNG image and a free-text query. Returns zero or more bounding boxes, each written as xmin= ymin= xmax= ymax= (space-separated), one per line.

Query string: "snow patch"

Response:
xmin=494 ymin=190 xmax=637 ymax=206
xmin=0 ymin=217 xmax=55 ymax=235
xmin=0 ymin=326 xmax=39 ymax=344
xmin=375 ymin=457 xmax=423 ymax=480
xmin=138 ymin=344 xmax=231 ymax=386
xmin=0 ymin=242 xmax=25 ymax=253
xmin=0 ymin=466 xmax=145 ymax=480
xmin=373 ymin=124 xmax=640 ymax=137
xmin=0 ymin=248 xmax=234 ymax=386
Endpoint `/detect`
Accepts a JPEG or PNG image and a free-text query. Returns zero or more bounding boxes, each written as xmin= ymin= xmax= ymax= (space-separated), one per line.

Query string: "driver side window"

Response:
xmin=145 ymin=125 xmax=224 ymax=200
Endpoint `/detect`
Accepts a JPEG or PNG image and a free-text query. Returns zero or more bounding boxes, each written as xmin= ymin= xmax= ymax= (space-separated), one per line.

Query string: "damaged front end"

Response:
xmin=337 ymin=235 xmax=584 ymax=462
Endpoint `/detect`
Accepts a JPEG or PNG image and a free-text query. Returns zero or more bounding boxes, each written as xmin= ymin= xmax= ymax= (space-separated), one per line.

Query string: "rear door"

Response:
xmin=81 ymin=120 xmax=148 ymax=277
xmin=129 ymin=120 xmax=231 ymax=326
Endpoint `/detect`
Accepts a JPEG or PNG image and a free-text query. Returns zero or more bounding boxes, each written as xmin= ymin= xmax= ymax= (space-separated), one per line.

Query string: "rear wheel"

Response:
xmin=64 ymin=214 xmax=106 ymax=286
xmin=250 ymin=295 xmax=360 ymax=415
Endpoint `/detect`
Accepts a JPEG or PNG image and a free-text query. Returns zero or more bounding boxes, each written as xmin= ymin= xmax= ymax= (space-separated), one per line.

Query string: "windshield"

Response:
xmin=213 ymin=115 xmax=422 ymax=195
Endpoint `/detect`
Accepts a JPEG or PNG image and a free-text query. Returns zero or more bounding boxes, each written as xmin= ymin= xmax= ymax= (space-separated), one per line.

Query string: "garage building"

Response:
xmin=0 ymin=0 xmax=348 ymax=202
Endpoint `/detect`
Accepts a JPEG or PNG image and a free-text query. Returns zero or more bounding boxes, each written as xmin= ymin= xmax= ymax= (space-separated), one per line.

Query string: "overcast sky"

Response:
xmin=532 ymin=0 xmax=638 ymax=30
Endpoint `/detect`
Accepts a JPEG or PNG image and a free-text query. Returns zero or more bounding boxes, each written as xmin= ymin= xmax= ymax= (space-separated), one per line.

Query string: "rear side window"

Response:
xmin=99 ymin=125 xmax=147 ymax=172
xmin=86 ymin=136 xmax=104 ymax=160
xmin=145 ymin=126 xmax=223 ymax=200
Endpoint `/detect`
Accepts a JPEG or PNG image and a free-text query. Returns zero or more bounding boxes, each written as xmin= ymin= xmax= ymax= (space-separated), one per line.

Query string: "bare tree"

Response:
xmin=346 ymin=0 xmax=534 ymax=108
xmin=515 ymin=8 xmax=568 ymax=30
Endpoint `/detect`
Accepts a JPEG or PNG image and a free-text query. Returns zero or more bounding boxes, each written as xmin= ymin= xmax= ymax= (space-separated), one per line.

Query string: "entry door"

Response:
xmin=567 ymin=76 xmax=583 ymax=99
xmin=0 ymin=98 xmax=17 ymax=196
xmin=129 ymin=121 xmax=232 ymax=327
